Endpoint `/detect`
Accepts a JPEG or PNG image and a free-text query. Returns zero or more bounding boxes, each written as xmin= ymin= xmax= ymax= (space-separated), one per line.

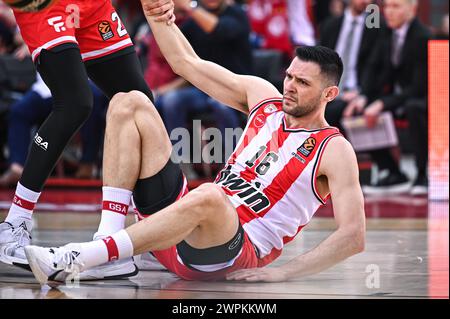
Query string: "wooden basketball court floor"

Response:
xmin=0 ymin=200 xmax=448 ymax=299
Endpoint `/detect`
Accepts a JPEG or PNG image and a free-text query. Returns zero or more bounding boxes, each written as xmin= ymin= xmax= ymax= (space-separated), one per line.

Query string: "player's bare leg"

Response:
xmin=78 ymin=91 xmax=174 ymax=280
xmin=24 ymin=91 xmax=240 ymax=285
xmin=101 ymin=91 xmax=240 ymax=253
xmin=102 ymin=92 xmax=172 ymax=188
xmin=25 ymin=182 xmax=240 ymax=285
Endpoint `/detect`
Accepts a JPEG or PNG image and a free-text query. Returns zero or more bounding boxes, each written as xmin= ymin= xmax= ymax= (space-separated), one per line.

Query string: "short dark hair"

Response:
xmin=295 ymin=46 xmax=344 ymax=86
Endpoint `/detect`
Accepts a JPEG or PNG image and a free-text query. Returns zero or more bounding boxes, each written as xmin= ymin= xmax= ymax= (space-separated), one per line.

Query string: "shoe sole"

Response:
xmin=103 ymin=265 xmax=139 ymax=280
xmin=138 ymin=268 xmax=168 ymax=272
xmin=79 ymin=265 xmax=139 ymax=281
xmin=24 ymin=246 xmax=49 ymax=286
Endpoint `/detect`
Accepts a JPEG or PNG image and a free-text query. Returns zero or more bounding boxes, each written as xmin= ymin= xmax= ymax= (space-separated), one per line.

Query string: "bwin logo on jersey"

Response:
xmin=216 ymin=170 xmax=270 ymax=214
xmin=34 ymin=133 xmax=48 ymax=151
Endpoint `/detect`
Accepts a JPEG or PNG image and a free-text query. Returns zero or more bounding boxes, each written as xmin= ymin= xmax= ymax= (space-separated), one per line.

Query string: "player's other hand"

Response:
xmin=141 ymin=0 xmax=176 ymax=25
xmin=226 ymin=267 xmax=289 ymax=283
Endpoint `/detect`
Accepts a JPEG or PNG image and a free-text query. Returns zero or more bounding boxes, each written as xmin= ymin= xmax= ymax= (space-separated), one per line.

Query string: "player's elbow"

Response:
xmin=341 ymin=224 xmax=365 ymax=255
xmin=350 ymin=226 xmax=366 ymax=254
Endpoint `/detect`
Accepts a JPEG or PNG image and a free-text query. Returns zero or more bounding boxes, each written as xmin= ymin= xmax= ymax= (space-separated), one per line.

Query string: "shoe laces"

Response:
xmin=54 ymin=249 xmax=84 ymax=274
xmin=11 ymin=225 xmax=31 ymax=247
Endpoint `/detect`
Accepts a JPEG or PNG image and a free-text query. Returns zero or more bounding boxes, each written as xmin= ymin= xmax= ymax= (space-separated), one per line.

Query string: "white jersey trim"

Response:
xmin=311 ymin=133 xmax=341 ymax=205
xmin=248 ymin=97 xmax=283 ymax=119
xmin=81 ymin=38 xmax=133 ymax=60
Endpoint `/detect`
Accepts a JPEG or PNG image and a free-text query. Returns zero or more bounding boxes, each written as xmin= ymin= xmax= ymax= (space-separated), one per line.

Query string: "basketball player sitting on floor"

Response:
xmin=24 ymin=0 xmax=365 ymax=285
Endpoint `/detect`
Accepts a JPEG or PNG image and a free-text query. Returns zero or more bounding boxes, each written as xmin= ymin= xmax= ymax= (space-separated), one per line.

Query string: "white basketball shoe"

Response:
xmin=0 ymin=221 xmax=32 ymax=270
xmin=24 ymin=244 xmax=84 ymax=287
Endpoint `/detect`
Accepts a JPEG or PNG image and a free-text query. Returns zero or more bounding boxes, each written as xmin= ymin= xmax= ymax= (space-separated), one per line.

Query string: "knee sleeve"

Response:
xmin=132 ymin=159 xmax=183 ymax=216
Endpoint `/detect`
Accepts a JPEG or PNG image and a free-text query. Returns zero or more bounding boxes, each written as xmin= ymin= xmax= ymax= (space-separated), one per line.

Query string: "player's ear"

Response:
xmin=324 ymin=86 xmax=339 ymax=102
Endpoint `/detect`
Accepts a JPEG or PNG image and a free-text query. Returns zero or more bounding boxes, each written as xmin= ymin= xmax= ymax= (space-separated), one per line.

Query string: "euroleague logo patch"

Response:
xmin=297 ymin=137 xmax=316 ymax=157
xmin=253 ymin=114 xmax=266 ymax=128
xmin=98 ymin=21 xmax=114 ymax=41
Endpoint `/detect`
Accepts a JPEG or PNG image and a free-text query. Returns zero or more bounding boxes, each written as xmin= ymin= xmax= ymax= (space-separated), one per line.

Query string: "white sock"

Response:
xmin=73 ymin=230 xmax=134 ymax=270
xmin=67 ymin=241 xmax=108 ymax=271
xmin=5 ymin=182 xmax=40 ymax=229
xmin=96 ymin=187 xmax=132 ymax=238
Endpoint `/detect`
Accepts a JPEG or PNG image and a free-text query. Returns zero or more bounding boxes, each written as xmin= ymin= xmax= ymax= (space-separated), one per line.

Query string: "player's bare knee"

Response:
xmin=109 ymin=92 xmax=127 ymax=108
xmin=128 ymin=90 xmax=152 ymax=103
xmin=108 ymin=91 xmax=143 ymax=120
xmin=111 ymin=91 xmax=158 ymax=120
xmin=193 ymin=183 xmax=227 ymax=212
xmin=355 ymin=228 xmax=366 ymax=253
xmin=108 ymin=93 xmax=132 ymax=118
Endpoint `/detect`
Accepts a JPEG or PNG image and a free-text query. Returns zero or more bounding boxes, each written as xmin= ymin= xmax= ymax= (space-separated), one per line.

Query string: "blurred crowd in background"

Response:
xmin=0 ymin=0 xmax=449 ymax=196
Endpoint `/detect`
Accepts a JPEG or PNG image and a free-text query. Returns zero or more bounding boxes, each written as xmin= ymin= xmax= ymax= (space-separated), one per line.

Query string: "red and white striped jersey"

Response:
xmin=215 ymin=98 xmax=342 ymax=265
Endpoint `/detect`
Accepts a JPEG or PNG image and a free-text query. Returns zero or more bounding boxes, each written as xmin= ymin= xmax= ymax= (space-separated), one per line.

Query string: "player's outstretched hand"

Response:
xmin=141 ymin=0 xmax=176 ymax=25
xmin=226 ymin=267 xmax=289 ymax=283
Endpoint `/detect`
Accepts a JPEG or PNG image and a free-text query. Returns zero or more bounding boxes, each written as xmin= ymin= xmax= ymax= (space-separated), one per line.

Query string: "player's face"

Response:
xmin=384 ymin=0 xmax=416 ymax=29
xmin=282 ymin=58 xmax=326 ymax=118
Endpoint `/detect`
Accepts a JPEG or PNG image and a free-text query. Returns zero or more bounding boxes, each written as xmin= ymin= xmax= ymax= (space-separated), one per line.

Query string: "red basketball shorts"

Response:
xmin=13 ymin=0 xmax=133 ymax=63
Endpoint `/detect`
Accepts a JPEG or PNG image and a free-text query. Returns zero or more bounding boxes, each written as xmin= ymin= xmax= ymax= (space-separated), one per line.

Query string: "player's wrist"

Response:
xmin=278 ymin=265 xmax=295 ymax=281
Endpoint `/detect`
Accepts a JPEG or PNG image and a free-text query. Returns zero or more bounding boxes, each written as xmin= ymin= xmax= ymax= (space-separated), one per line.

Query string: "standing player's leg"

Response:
xmin=86 ymin=50 xmax=153 ymax=102
xmin=0 ymin=47 xmax=93 ymax=268
xmin=28 ymin=48 xmax=93 ymax=190
xmin=24 ymin=92 xmax=241 ymax=285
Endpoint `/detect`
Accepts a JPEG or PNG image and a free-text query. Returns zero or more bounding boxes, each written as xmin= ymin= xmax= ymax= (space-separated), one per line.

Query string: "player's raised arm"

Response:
xmin=140 ymin=0 xmax=280 ymax=114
